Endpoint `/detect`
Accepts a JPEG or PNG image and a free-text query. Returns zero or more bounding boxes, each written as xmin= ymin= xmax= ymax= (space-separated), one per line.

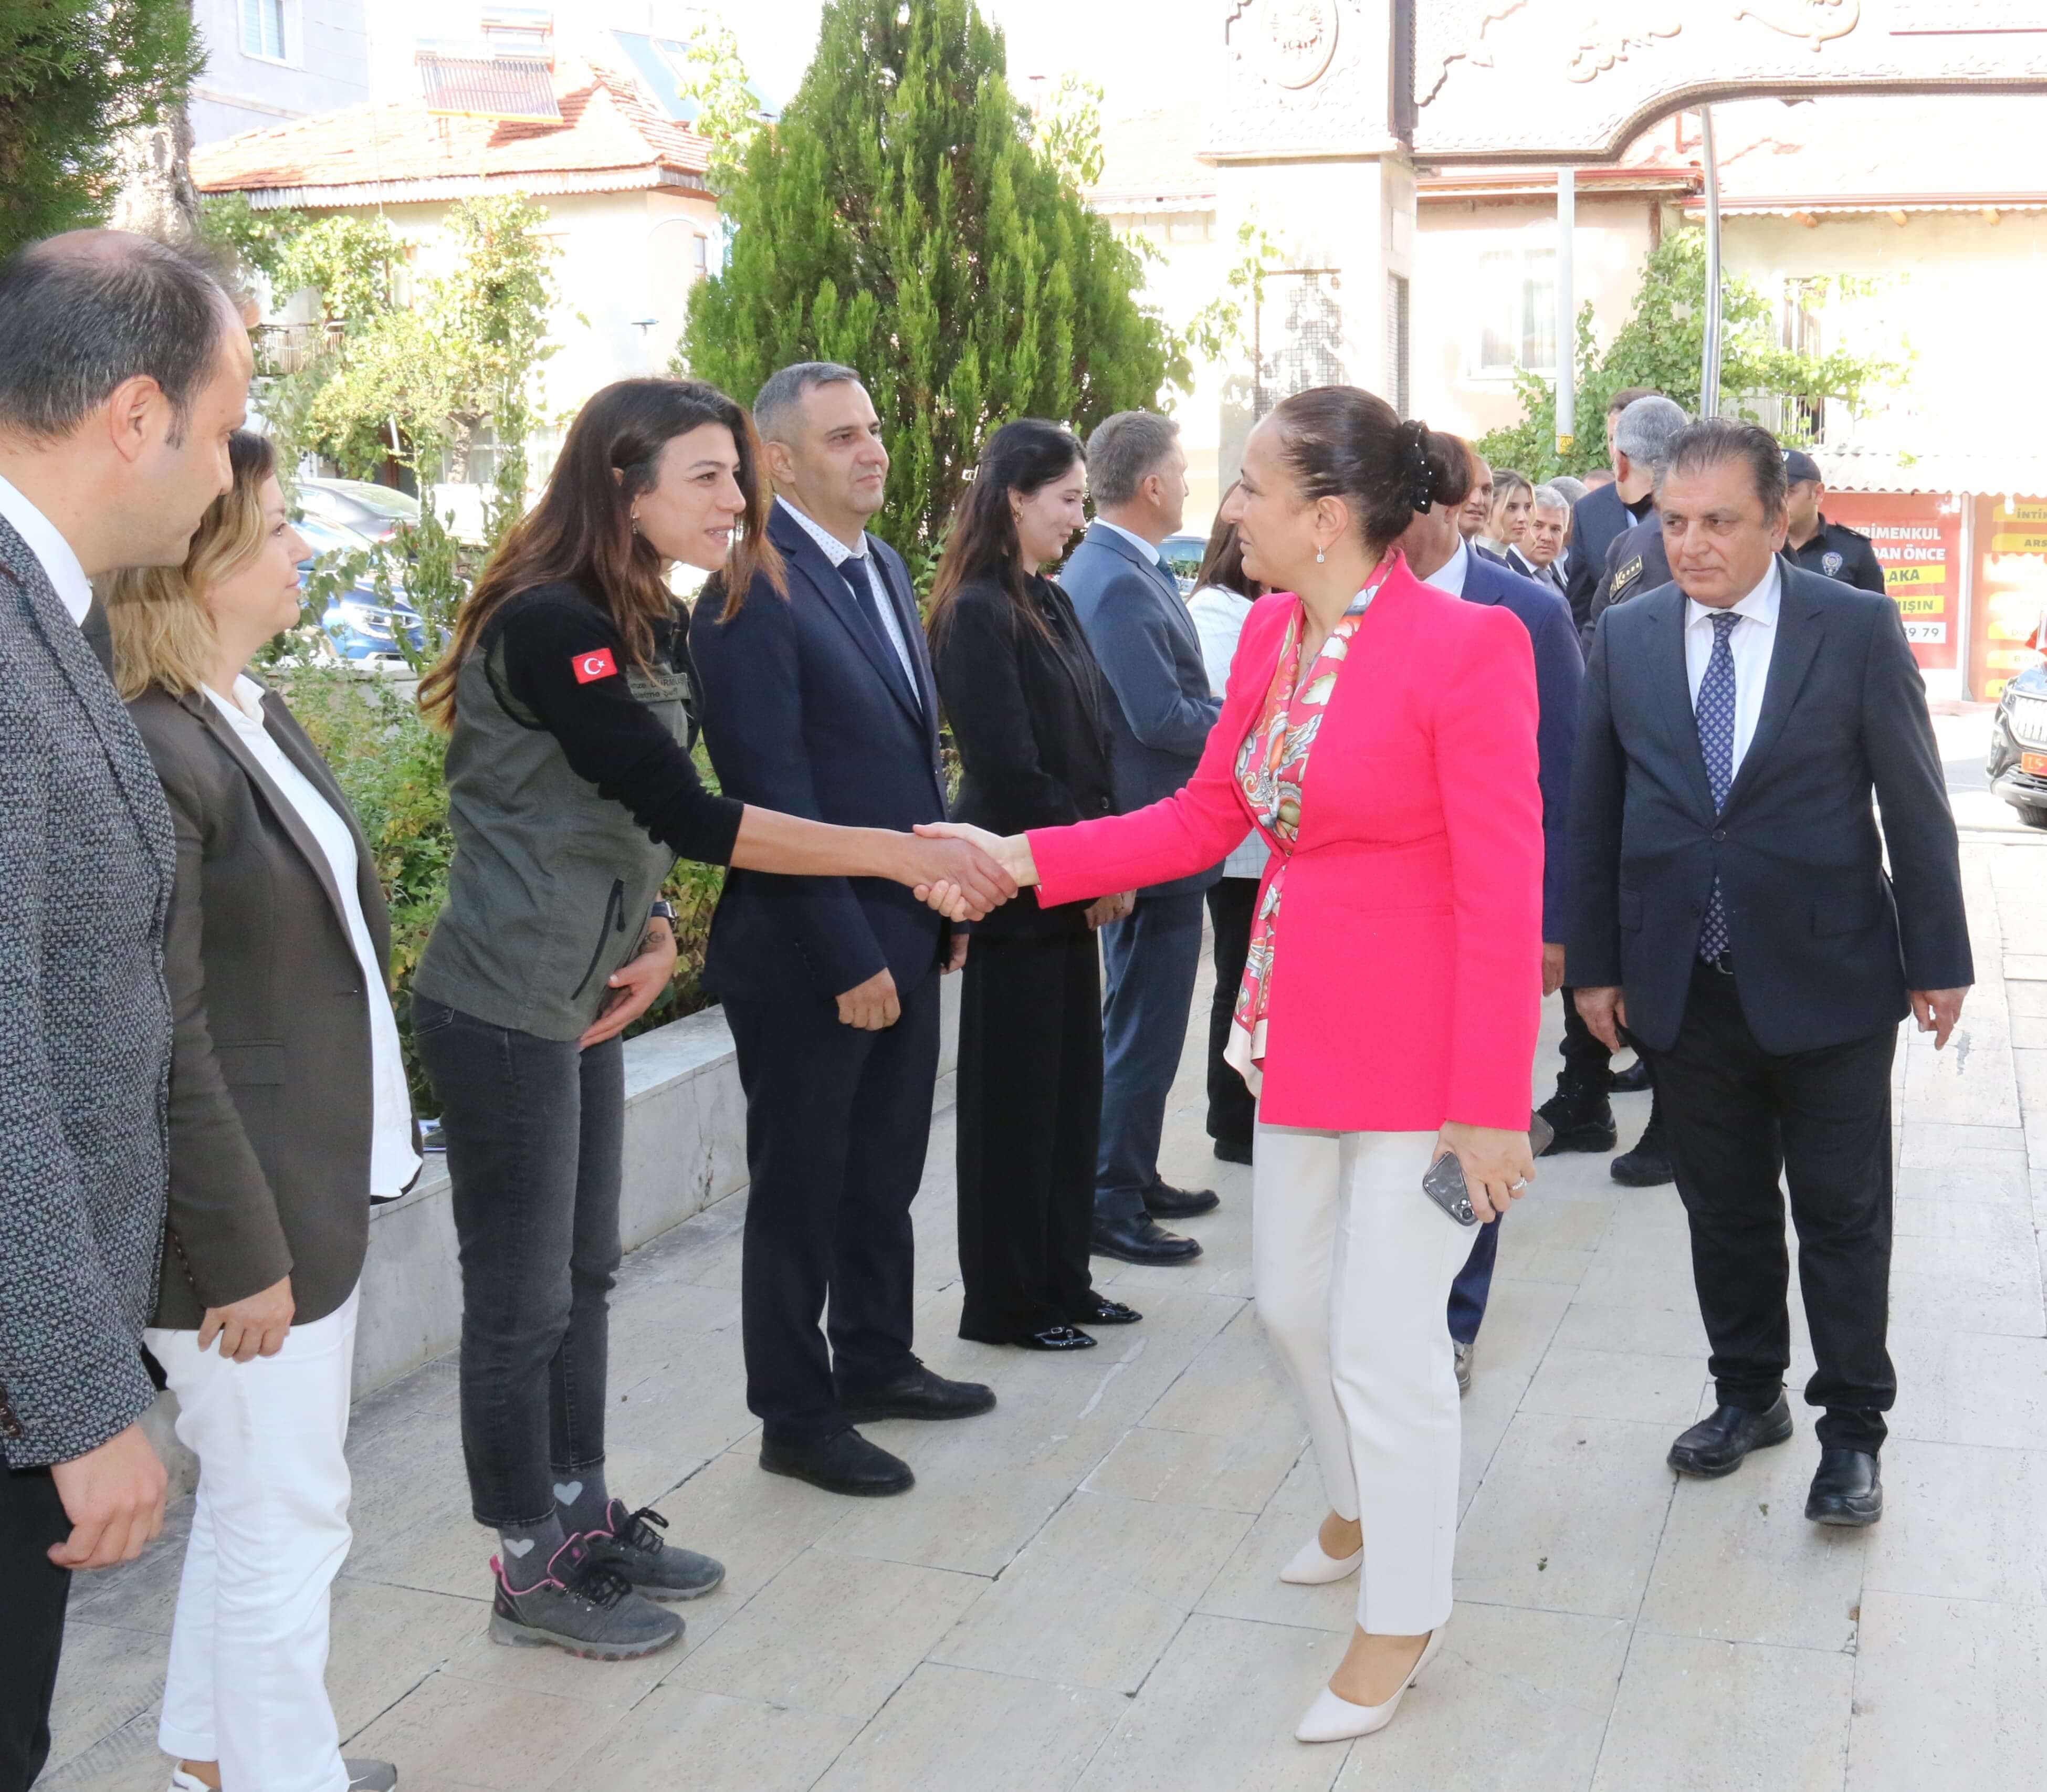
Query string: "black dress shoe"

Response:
xmin=1611 ymin=1112 xmax=1674 ymax=1187
xmin=1143 ymin=1179 xmax=1220 ymax=1219
xmin=1019 ymin=1325 xmax=1097 ymax=1351
xmin=1667 ymin=1395 xmax=1795 ymax=1477
xmin=1212 ymin=1137 xmax=1254 ymax=1166
xmin=1806 ymin=1448 xmax=1883 ymax=1526
xmin=1068 ymin=1297 xmax=1143 ymax=1326
xmin=760 ymin=1427 xmax=914 ymax=1497
xmin=1536 ymin=1091 xmax=1618 ymax=1155
xmin=1608 ymin=1057 xmax=1653 ymax=1095
xmin=836 ymin=1363 xmax=996 ymax=1425
xmin=1091 ymin=1215 xmax=1203 ymax=1265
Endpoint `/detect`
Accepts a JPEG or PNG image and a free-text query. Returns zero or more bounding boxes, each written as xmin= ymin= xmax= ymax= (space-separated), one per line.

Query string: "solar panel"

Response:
xmin=416 ymin=49 xmax=561 ymax=123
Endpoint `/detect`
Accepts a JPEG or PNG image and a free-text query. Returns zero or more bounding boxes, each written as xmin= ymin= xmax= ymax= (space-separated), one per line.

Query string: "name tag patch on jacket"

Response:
xmin=572 ymin=648 xmax=618 ymax=684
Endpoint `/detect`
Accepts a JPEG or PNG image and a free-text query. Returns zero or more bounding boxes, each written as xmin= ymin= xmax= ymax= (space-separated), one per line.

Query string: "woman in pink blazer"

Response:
xmin=924 ymin=387 xmax=1545 ymax=1744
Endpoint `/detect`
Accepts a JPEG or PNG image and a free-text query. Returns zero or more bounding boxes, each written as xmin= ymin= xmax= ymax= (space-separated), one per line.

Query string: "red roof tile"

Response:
xmin=192 ymin=55 xmax=712 ymax=202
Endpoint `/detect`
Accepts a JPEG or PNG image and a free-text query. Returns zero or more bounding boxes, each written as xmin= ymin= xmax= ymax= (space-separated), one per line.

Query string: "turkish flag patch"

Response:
xmin=572 ymin=648 xmax=618 ymax=684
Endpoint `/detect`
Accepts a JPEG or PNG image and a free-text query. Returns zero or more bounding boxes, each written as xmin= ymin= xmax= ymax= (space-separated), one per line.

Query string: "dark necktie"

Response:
xmin=1695 ymin=611 xmax=1740 ymax=961
xmin=836 ymin=551 xmax=920 ymax=712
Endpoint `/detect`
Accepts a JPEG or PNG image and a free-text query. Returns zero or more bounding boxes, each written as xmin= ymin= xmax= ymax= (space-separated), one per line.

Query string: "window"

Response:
xmin=1782 ymin=277 xmax=1826 ymax=440
xmin=691 ymin=234 xmax=709 ymax=281
xmin=242 ymin=0 xmax=287 ymax=61
xmin=1476 ymin=248 xmax=1557 ymax=375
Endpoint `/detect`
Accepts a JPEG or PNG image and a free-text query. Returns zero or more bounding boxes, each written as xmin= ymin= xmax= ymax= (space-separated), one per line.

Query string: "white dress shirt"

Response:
xmin=1421 ymin=536 xmax=1470 ymax=599
xmin=1095 ymin=518 xmax=1172 ymax=578
xmin=206 ymin=676 xmax=420 ymax=1198
xmin=777 ymin=496 xmax=919 ymax=700
xmin=1185 ymin=582 xmax=1268 ymax=881
xmin=1684 ymin=557 xmax=1782 ymax=780
xmin=0 ymin=469 xmax=92 ymax=625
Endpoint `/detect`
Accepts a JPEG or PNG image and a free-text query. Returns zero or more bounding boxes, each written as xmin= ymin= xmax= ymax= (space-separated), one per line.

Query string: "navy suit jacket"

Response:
xmin=1563 ymin=481 xmax=1647 ymax=635
xmin=1459 ymin=551 xmax=1584 ymax=944
xmin=691 ymin=504 xmax=951 ymax=1004
xmin=1566 ymin=564 xmax=1972 ymax=1054
xmin=1059 ymin=520 xmax=1223 ymax=897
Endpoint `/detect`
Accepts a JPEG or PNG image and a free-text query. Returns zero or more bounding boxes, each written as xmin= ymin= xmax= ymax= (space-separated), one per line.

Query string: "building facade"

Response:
xmin=189 ymin=0 xmax=373 ymax=145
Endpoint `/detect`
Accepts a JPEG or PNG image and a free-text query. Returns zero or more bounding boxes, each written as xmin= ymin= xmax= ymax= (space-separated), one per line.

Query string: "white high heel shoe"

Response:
xmin=1295 ymin=1628 xmax=1444 ymax=1744
xmin=1279 ymin=1533 xmax=1363 ymax=1585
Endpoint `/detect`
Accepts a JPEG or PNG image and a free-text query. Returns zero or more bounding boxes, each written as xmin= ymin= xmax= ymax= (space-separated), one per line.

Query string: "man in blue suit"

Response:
xmin=1061 ymin=412 xmax=1223 ymax=1267
xmin=1569 ymin=420 xmax=1971 ymax=1526
xmin=692 ymin=363 xmax=996 ymax=1501
xmin=1399 ymin=458 xmax=1582 ymax=1393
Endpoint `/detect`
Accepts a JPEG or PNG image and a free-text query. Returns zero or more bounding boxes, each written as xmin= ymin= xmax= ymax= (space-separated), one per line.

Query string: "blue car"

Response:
xmin=293 ymin=514 xmax=428 ymax=661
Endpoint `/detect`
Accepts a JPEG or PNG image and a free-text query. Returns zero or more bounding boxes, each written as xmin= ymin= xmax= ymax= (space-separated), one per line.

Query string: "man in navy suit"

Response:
xmin=1400 ymin=460 xmax=1581 ymax=1393
xmin=1563 ymin=391 xmax=1681 ymax=638
xmin=1061 ymin=412 xmax=1223 ymax=1267
xmin=1569 ymin=420 xmax=1972 ymax=1526
xmin=692 ymin=362 xmax=995 ymax=1500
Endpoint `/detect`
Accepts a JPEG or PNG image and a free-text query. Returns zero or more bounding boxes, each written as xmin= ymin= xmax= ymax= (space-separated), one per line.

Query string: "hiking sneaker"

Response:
xmin=488 ymin=1534 xmax=683 ymax=1660
xmin=584 ymin=1500 xmax=726 ymax=1602
xmin=172 ymin=1763 xmax=396 ymax=1791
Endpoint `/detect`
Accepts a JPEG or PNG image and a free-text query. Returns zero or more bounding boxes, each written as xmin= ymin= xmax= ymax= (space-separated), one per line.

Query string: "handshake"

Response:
xmin=903 ymin=822 xmax=1036 ymax=920
xmin=904 ymin=824 xmax=1135 ymax=932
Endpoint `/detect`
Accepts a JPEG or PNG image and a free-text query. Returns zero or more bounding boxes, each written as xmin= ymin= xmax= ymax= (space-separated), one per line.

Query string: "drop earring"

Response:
xmin=1315 ymin=547 xmax=1326 ymax=564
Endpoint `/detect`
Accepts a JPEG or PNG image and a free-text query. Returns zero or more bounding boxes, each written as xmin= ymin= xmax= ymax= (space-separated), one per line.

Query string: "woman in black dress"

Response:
xmin=927 ymin=422 xmax=1142 ymax=1351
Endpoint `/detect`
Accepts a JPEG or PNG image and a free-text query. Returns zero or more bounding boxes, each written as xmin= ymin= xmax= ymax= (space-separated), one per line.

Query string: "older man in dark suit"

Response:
xmin=0 ymin=232 xmax=248 ymax=1792
xmin=1061 ymin=412 xmax=1224 ymax=1267
xmin=1569 ymin=420 xmax=1971 ymax=1528
xmin=1400 ymin=468 xmax=1582 ymax=1392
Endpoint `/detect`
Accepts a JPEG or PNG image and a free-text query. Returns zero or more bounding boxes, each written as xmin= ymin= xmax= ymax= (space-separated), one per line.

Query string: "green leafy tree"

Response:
xmin=1032 ymin=74 xmax=1105 ymax=193
xmin=197 ymin=193 xmax=310 ymax=291
xmin=0 ymin=0 xmax=203 ymax=259
xmin=676 ymin=19 xmax=766 ymax=194
xmin=1476 ymin=229 xmax=1901 ymax=480
xmin=680 ymin=0 xmax=1183 ymax=582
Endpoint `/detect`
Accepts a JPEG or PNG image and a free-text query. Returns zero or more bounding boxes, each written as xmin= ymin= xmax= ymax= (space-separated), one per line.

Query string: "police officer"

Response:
xmin=1582 ymin=509 xmax=1671 ymax=651
xmin=1783 ymin=449 xmax=1887 ymax=592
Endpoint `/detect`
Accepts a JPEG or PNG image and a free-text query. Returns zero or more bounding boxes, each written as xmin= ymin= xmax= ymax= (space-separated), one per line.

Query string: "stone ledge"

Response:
xmin=142 ymin=975 xmax=962 ymax=1495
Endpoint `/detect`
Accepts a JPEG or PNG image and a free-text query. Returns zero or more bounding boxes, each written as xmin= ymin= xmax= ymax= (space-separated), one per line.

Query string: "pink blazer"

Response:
xmin=1030 ymin=560 xmax=1544 ymax=1133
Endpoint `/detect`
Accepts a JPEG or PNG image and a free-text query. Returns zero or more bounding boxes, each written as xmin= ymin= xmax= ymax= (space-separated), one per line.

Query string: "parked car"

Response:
xmin=295 ymin=477 xmax=422 ymax=544
xmin=293 ymin=513 xmax=427 ymax=662
xmin=1986 ymin=656 xmax=2047 ymax=830
xmin=1160 ymin=531 xmax=1208 ymax=598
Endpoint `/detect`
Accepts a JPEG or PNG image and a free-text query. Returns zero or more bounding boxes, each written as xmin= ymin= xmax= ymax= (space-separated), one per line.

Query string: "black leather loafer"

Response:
xmin=1667 ymin=1395 xmax=1794 ymax=1477
xmin=759 ymin=1428 xmax=914 ymax=1497
xmin=1608 ymin=1058 xmax=1653 ymax=1095
xmin=1212 ymin=1137 xmax=1255 ymax=1166
xmin=1536 ymin=1092 xmax=1618 ymax=1155
xmin=1805 ymin=1448 xmax=1883 ymax=1526
xmin=836 ymin=1363 xmax=996 ymax=1425
xmin=1091 ymin=1215 xmax=1203 ymax=1265
xmin=1069 ymin=1297 xmax=1142 ymax=1326
xmin=1143 ymin=1180 xmax=1220 ymax=1219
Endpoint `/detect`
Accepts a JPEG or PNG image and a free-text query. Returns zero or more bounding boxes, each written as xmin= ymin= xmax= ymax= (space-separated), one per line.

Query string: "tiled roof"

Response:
xmin=191 ymin=54 xmax=712 ymax=205
xmin=1089 ymin=109 xmax=1217 ymax=211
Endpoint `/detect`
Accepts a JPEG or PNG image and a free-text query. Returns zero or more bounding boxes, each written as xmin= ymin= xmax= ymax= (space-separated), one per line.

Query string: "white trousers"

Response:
xmin=145 ymin=1288 xmax=359 ymax=1792
xmin=1253 ymin=1126 xmax=1468 ymax=1635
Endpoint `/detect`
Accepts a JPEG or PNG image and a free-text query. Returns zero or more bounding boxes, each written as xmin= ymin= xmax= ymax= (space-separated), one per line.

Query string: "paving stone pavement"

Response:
xmin=45 ymin=832 xmax=2047 ymax=1792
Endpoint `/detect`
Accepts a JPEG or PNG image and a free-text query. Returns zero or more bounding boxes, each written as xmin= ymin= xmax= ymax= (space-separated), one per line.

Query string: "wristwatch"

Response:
xmin=648 ymin=900 xmax=678 ymax=928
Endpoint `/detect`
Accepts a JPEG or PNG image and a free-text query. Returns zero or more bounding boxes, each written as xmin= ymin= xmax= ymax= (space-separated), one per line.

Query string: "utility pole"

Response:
xmin=1699 ymin=106 xmax=1724 ymax=420
xmin=1556 ymin=166 xmax=1576 ymax=459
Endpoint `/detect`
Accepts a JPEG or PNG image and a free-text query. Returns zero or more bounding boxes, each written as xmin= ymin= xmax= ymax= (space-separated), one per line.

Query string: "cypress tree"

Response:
xmin=681 ymin=0 xmax=1180 ymax=579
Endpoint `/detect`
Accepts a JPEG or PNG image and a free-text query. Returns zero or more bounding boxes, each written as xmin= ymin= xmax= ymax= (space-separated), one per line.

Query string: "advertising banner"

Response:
xmin=1974 ymin=497 xmax=2047 ymax=703
xmin=1822 ymin=492 xmax=1960 ymax=673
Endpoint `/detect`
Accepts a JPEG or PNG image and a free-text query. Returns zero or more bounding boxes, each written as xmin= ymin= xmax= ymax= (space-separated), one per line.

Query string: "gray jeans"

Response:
xmin=414 ymin=998 xmax=624 ymax=1528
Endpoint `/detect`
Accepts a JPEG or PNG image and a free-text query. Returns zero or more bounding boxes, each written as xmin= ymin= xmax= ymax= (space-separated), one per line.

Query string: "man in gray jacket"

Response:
xmin=0 ymin=232 xmax=249 ymax=1791
xmin=1063 ymin=413 xmax=1224 ymax=1267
